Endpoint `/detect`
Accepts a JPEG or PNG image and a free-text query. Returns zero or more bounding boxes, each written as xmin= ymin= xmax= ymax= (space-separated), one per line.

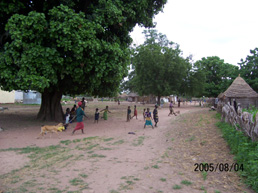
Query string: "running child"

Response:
xmin=70 ymin=104 xmax=77 ymax=122
xmin=131 ymin=105 xmax=138 ymax=119
xmin=95 ymin=108 xmax=99 ymax=123
xmin=168 ymin=101 xmax=177 ymax=116
xmin=100 ymin=106 xmax=111 ymax=120
xmin=64 ymin=108 xmax=70 ymax=130
xmin=153 ymin=105 xmax=159 ymax=127
xmin=72 ymin=101 xmax=88 ymax=135
xmin=127 ymin=106 xmax=131 ymax=122
xmin=144 ymin=108 xmax=154 ymax=129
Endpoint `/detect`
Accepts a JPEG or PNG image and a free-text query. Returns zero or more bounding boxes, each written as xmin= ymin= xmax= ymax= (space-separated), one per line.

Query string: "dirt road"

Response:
xmin=0 ymin=103 xmax=255 ymax=193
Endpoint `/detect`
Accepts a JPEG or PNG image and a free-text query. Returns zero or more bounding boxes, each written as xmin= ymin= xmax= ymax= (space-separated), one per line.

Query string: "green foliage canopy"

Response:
xmin=0 ymin=0 xmax=167 ymax=121
xmin=0 ymin=0 xmax=167 ymax=97
xmin=194 ymin=56 xmax=238 ymax=97
xmin=129 ymin=29 xmax=191 ymax=101
xmin=239 ymin=48 xmax=258 ymax=92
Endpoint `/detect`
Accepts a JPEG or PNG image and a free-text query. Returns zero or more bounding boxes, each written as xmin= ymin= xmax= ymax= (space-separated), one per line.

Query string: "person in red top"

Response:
xmin=72 ymin=101 xmax=87 ymax=135
xmin=131 ymin=105 xmax=138 ymax=120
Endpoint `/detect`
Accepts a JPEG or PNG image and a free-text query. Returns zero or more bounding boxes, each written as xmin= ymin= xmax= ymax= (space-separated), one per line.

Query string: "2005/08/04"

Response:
xmin=194 ymin=163 xmax=244 ymax=172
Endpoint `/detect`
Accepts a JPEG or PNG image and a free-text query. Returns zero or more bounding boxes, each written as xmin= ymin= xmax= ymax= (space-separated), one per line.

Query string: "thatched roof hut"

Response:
xmin=218 ymin=75 xmax=258 ymax=108
xmin=127 ymin=92 xmax=139 ymax=102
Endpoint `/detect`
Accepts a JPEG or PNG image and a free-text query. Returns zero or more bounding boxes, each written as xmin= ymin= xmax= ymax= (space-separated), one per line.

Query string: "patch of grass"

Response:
xmin=181 ymin=180 xmax=192 ymax=186
xmin=202 ymin=171 xmax=208 ymax=180
xmin=214 ymin=190 xmax=221 ymax=193
xmin=47 ymin=187 xmax=63 ymax=193
xmin=87 ymin=151 xmax=94 ymax=154
xmin=79 ymin=173 xmax=88 ymax=178
xmin=152 ymin=165 xmax=159 ymax=169
xmin=216 ymin=119 xmax=258 ymax=191
xmin=60 ymin=140 xmax=72 ymax=145
xmin=104 ymin=138 xmax=114 ymax=142
xmin=160 ymin=178 xmax=166 ymax=182
xmin=126 ymin=180 xmax=133 ymax=185
xmin=119 ymin=180 xmax=135 ymax=191
xmin=83 ymin=136 xmax=98 ymax=141
xmin=172 ymin=184 xmax=182 ymax=190
xmin=186 ymin=135 xmax=195 ymax=142
xmin=144 ymin=166 xmax=149 ymax=170
xmin=22 ymin=179 xmax=37 ymax=187
xmin=72 ymin=139 xmax=81 ymax=143
xmin=89 ymin=154 xmax=106 ymax=158
xmin=69 ymin=178 xmax=84 ymax=186
xmin=161 ymin=151 xmax=169 ymax=158
xmin=109 ymin=190 xmax=120 ymax=193
xmin=133 ymin=178 xmax=140 ymax=181
xmin=86 ymin=144 xmax=99 ymax=150
xmin=18 ymin=187 xmax=28 ymax=192
xmin=171 ymin=138 xmax=174 ymax=141
xmin=112 ymin=140 xmax=124 ymax=145
xmin=132 ymin=136 xmax=145 ymax=146
xmin=200 ymin=140 xmax=207 ymax=145
xmin=100 ymin=147 xmax=113 ymax=150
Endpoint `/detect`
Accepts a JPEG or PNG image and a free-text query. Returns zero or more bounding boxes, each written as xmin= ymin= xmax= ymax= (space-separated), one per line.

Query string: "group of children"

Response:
xmin=66 ymin=101 xmax=177 ymax=135
xmin=127 ymin=105 xmax=159 ymax=128
xmin=64 ymin=102 xmax=112 ymax=135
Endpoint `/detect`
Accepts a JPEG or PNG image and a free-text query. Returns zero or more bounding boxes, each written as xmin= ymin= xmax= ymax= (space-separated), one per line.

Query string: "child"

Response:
xmin=64 ymin=108 xmax=70 ymax=130
xmin=81 ymin=97 xmax=86 ymax=110
xmin=153 ymin=105 xmax=159 ymax=127
xmin=131 ymin=105 xmax=138 ymax=119
xmin=70 ymin=104 xmax=77 ymax=122
xmin=168 ymin=101 xmax=177 ymax=116
xmin=144 ymin=108 xmax=154 ymax=129
xmin=100 ymin=106 xmax=111 ymax=120
xmin=72 ymin=101 xmax=88 ymax=135
xmin=95 ymin=108 xmax=99 ymax=123
xmin=143 ymin=109 xmax=146 ymax=121
xmin=127 ymin=106 xmax=131 ymax=122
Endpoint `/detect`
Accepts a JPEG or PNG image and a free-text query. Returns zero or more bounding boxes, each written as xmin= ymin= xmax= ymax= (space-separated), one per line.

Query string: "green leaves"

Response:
xmin=129 ymin=29 xmax=190 ymax=98
xmin=0 ymin=1 xmax=167 ymax=98
xmin=216 ymin=120 xmax=258 ymax=191
xmin=194 ymin=56 xmax=238 ymax=97
xmin=239 ymin=48 xmax=258 ymax=92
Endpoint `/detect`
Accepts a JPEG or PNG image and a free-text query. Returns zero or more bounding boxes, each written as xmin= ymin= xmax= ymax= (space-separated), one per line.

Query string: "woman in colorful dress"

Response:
xmin=100 ymin=106 xmax=111 ymax=120
xmin=72 ymin=101 xmax=88 ymax=135
xmin=144 ymin=108 xmax=154 ymax=129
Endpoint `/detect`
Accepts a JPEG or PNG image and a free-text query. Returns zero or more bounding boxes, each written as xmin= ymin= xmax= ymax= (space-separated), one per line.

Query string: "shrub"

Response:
xmin=216 ymin=120 xmax=258 ymax=191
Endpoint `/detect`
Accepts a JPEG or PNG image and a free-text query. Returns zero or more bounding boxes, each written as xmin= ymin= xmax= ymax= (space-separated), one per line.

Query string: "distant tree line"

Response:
xmin=122 ymin=29 xmax=258 ymax=101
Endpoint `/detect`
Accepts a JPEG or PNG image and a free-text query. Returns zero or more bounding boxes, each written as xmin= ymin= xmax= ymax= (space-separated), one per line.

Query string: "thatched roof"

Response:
xmin=220 ymin=75 xmax=258 ymax=98
xmin=127 ymin=92 xmax=139 ymax=97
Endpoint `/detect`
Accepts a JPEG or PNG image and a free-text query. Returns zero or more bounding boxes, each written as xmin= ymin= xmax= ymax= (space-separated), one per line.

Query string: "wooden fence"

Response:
xmin=217 ymin=101 xmax=258 ymax=141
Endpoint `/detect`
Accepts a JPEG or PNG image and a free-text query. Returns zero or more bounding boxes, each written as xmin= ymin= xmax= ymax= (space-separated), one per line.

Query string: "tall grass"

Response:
xmin=216 ymin=114 xmax=258 ymax=191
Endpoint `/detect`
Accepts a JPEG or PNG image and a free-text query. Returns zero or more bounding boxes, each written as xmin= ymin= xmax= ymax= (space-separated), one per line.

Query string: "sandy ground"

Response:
xmin=0 ymin=102 xmax=255 ymax=193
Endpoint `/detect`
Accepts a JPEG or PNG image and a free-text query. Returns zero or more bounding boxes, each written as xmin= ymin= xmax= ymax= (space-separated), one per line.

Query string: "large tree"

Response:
xmin=129 ymin=29 xmax=191 ymax=105
xmin=239 ymin=48 xmax=258 ymax=92
xmin=194 ymin=56 xmax=239 ymax=97
xmin=0 ymin=0 xmax=167 ymax=121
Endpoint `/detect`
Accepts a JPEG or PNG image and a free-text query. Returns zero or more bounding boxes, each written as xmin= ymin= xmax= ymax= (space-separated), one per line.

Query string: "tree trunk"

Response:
xmin=157 ymin=95 xmax=161 ymax=106
xmin=37 ymin=90 xmax=64 ymax=122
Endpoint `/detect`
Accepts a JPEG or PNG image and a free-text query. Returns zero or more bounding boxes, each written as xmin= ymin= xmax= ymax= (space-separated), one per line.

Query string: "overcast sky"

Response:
xmin=130 ymin=0 xmax=258 ymax=66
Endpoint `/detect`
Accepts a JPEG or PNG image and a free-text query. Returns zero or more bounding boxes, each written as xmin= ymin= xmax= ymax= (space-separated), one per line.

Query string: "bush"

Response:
xmin=216 ymin=118 xmax=258 ymax=191
xmin=242 ymin=105 xmax=258 ymax=121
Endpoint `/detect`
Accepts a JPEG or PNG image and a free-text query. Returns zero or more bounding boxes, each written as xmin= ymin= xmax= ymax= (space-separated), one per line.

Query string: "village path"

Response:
xmin=0 ymin=103 xmax=255 ymax=193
